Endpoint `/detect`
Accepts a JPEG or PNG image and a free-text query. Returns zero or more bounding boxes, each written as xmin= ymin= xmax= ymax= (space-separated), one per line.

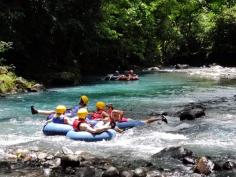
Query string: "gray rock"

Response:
xmin=43 ymin=168 xmax=52 ymax=176
xmin=76 ymin=167 xmax=96 ymax=177
xmin=60 ymin=154 xmax=80 ymax=168
xmin=102 ymin=166 xmax=119 ymax=177
xmin=0 ymin=161 xmax=11 ymax=173
xmin=146 ymin=170 xmax=163 ymax=177
xmin=194 ymin=156 xmax=214 ymax=175
xmin=133 ymin=167 xmax=148 ymax=177
xmin=62 ymin=146 xmax=74 ymax=155
xmin=152 ymin=146 xmax=193 ymax=160
xmin=30 ymin=83 xmax=45 ymax=92
xmin=223 ymin=161 xmax=235 ymax=170
xmin=37 ymin=152 xmax=48 ymax=161
xmin=183 ymin=156 xmax=196 ymax=165
xmin=120 ymin=170 xmax=133 ymax=177
xmin=43 ymin=158 xmax=61 ymax=168
xmin=179 ymin=108 xmax=205 ymax=121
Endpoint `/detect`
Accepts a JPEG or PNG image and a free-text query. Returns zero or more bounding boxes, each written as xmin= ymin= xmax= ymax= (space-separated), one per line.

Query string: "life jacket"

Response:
xmin=48 ymin=114 xmax=65 ymax=124
xmin=72 ymin=119 xmax=87 ymax=131
xmin=109 ymin=110 xmax=128 ymax=122
xmin=92 ymin=110 xmax=104 ymax=120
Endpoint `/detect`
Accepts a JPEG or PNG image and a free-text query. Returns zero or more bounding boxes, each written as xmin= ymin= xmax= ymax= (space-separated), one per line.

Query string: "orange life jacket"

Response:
xmin=72 ymin=119 xmax=87 ymax=131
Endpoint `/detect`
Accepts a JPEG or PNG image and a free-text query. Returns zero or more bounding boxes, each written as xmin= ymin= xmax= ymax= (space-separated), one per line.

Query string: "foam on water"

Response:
xmin=0 ymin=69 xmax=235 ymax=160
xmin=0 ymin=134 xmax=41 ymax=147
xmin=162 ymin=65 xmax=236 ymax=80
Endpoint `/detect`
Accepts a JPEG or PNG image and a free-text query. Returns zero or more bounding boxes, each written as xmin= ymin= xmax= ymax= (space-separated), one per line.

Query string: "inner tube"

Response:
xmin=66 ymin=129 xmax=116 ymax=142
xmin=116 ymin=120 xmax=145 ymax=129
xmin=43 ymin=122 xmax=73 ymax=136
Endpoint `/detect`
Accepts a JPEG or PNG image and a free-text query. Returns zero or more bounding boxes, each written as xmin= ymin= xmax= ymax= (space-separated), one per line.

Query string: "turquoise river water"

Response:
xmin=0 ymin=68 xmax=236 ymax=166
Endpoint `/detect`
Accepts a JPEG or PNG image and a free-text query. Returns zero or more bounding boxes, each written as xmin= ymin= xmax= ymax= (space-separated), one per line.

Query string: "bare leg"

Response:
xmin=31 ymin=106 xmax=54 ymax=115
xmin=143 ymin=115 xmax=168 ymax=124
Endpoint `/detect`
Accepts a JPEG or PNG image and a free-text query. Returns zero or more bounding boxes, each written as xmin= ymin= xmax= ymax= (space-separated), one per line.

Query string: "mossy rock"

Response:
xmin=0 ymin=66 xmax=8 ymax=74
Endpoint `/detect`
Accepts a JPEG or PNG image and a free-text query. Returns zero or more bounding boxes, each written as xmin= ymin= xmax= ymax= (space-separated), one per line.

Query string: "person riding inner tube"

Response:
xmin=68 ymin=108 xmax=112 ymax=134
xmin=47 ymin=105 xmax=69 ymax=124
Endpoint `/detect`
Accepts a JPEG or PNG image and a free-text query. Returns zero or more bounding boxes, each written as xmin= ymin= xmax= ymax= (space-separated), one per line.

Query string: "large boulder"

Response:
xmin=152 ymin=146 xmax=194 ymax=160
xmin=194 ymin=157 xmax=214 ymax=175
xmin=102 ymin=166 xmax=119 ymax=177
xmin=176 ymin=104 xmax=206 ymax=121
xmin=60 ymin=154 xmax=80 ymax=169
xmin=222 ymin=161 xmax=236 ymax=170
xmin=29 ymin=83 xmax=45 ymax=92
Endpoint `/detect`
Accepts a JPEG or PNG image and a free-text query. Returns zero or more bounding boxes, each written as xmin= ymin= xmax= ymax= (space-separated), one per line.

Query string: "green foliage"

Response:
xmin=0 ymin=41 xmax=12 ymax=53
xmin=0 ymin=0 xmax=236 ymax=84
xmin=0 ymin=72 xmax=16 ymax=93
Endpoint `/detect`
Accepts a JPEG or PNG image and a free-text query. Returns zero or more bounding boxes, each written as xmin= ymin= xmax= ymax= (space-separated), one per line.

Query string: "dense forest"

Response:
xmin=0 ymin=0 xmax=236 ymax=85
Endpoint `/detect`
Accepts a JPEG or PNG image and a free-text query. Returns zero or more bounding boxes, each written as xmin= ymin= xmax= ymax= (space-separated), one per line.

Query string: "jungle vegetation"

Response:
xmin=0 ymin=0 xmax=236 ymax=85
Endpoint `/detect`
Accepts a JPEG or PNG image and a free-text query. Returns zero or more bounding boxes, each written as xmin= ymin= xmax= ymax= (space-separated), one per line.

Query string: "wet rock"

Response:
xmin=175 ymin=64 xmax=189 ymax=69
xmin=223 ymin=161 xmax=235 ymax=170
xmin=46 ymin=154 xmax=54 ymax=160
xmin=60 ymin=154 xmax=80 ymax=168
xmin=43 ymin=158 xmax=61 ymax=168
xmin=5 ymin=153 xmax=18 ymax=161
xmin=120 ymin=170 xmax=134 ymax=177
xmin=102 ymin=166 xmax=119 ymax=177
xmin=30 ymin=83 xmax=45 ymax=92
xmin=152 ymin=146 xmax=193 ymax=160
xmin=37 ymin=152 xmax=48 ymax=161
xmin=0 ymin=161 xmax=11 ymax=173
xmin=43 ymin=168 xmax=52 ymax=176
xmin=133 ymin=167 xmax=148 ymax=177
xmin=80 ymin=151 xmax=103 ymax=165
xmin=146 ymin=170 xmax=163 ymax=177
xmin=15 ymin=149 xmax=30 ymax=159
xmin=194 ymin=157 xmax=214 ymax=175
xmin=76 ymin=167 xmax=96 ymax=177
xmin=183 ymin=156 xmax=196 ymax=165
xmin=62 ymin=146 xmax=74 ymax=155
xmin=179 ymin=108 xmax=205 ymax=121
xmin=212 ymin=161 xmax=222 ymax=171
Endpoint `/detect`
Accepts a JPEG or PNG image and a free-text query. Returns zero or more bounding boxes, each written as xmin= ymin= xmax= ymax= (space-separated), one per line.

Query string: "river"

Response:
xmin=0 ymin=66 xmax=235 ymax=172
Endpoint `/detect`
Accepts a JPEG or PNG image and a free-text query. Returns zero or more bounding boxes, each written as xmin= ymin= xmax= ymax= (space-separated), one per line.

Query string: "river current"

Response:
xmin=0 ymin=66 xmax=235 ymax=165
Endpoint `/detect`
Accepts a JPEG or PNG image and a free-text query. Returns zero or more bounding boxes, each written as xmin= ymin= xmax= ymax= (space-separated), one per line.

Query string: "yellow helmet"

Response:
xmin=77 ymin=108 xmax=88 ymax=119
xmin=96 ymin=101 xmax=106 ymax=110
xmin=80 ymin=95 xmax=89 ymax=105
xmin=55 ymin=105 xmax=66 ymax=114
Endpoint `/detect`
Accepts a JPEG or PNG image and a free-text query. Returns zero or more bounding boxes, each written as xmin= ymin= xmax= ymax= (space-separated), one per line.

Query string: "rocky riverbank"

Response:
xmin=0 ymin=66 xmax=45 ymax=95
xmin=0 ymin=146 xmax=235 ymax=177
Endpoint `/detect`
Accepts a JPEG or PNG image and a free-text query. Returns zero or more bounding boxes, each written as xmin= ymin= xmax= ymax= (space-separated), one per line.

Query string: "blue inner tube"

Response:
xmin=66 ymin=129 xmax=116 ymax=142
xmin=43 ymin=122 xmax=73 ymax=136
xmin=116 ymin=120 xmax=145 ymax=129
